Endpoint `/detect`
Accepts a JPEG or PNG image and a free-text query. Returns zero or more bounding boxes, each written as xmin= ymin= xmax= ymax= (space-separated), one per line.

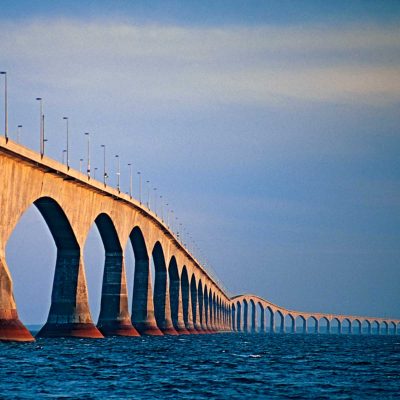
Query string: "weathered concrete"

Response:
xmin=0 ymin=138 xmax=229 ymax=341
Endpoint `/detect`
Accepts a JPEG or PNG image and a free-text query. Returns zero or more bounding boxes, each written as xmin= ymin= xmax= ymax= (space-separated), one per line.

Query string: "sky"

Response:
xmin=1 ymin=1 xmax=400 ymax=324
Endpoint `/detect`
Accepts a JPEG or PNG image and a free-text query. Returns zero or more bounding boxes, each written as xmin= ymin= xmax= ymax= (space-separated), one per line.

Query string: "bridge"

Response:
xmin=0 ymin=137 xmax=399 ymax=341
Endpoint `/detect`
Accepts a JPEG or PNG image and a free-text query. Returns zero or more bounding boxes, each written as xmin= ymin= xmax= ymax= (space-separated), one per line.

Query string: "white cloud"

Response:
xmin=1 ymin=19 xmax=400 ymax=106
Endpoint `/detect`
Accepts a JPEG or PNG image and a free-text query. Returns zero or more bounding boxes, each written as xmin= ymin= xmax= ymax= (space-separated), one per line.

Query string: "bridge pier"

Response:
xmin=37 ymin=251 xmax=103 ymax=339
xmin=97 ymin=254 xmax=139 ymax=337
xmin=131 ymin=259 xmax=162 ymax=336
xmin=184 ymin=285 xmax=198 ymax=334
xmin=0 ymin=254 xmax=34 ymax=342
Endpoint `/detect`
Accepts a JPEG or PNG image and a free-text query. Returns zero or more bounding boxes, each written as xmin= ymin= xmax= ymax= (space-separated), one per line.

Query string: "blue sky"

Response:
xmin=1 ymin=1 xmax=400 ymax=324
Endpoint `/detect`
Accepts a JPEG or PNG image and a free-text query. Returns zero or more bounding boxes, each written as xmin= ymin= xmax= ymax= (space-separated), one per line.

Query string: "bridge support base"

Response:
xmin=133 ymin=317 xmax=164 ymax=336
xmin=0 ymin=311 xmax=34 ymax=342
xmin=98 ymin=321 xmax=140 ymax=337
xmin=37 ymin=322 xmax=104 ymax=339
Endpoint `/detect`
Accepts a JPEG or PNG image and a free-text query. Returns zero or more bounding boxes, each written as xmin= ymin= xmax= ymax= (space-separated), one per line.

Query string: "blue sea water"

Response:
xmin=1 ymin=333 xmax=399 ymax=399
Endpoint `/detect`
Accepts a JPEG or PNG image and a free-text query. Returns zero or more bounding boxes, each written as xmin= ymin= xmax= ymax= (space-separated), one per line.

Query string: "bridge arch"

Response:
xmin=342 ymin=318 xmax=351 ymax=334
xmin=306 ymin=316 xmax=318 ymax=334
xmin=318 ymin=316 xmax=330 ymax=334
xmin=31 ymin=197 xmax=102 ymax=338
xmin=353 ymin=319 xmax=362 ymax=335
xmin=295 ymin=315 xmax=306 ymax=334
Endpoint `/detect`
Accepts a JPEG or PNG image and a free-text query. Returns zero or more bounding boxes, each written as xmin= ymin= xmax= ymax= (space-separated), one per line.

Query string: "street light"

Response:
xmin=62 ymin=149 xmax=67 ymax=164
xmin=128 ymin=163 xmax=132 ymax=198
xmin=85 ymin=132 xmax=90 ymax=178
xmin=137 ymin=171 xmax=142 ymax=203
xmin=63 ymin=117 xmax=69 ymax=169
xmin=146 ymin=180 xmax=150 ymax=208
xmin=153 ymin=188 xmax=157 ymax=214
xmin=101 ymin=144 xmax=107 ymax=185
xmin=0 ymin=72 xmax=7 ymax=141
xmin=115 ymin=155 xmax=120 ymax=191
xmin=160 ymin=195 xmax=163 ymax=220
xmin=94 ymin=167 xmax=98 ymax=179
xmin=17 ymin=125 xmax=22 ymax=143
xmin=79 ymin=158 xmax=84 ymax=172
xmin=36 ymin=97 xmax=44 ymax=156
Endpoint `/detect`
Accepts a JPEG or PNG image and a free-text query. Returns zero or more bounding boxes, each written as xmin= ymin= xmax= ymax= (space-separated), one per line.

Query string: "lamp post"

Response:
xmin=115 ymin=155 xmax=120 ymax=191
xmin=137 ymin=171 xmax=142 ymax=203
xmin=153 ymin=188 xmax=157 ymax=213
xmin=17 ymin=125 xmax=22 ymax=143
xmin=62 ymin=149 xmax=67 ymax=164
xmin=79 ymin=158 xmax=83 ymax=172
xmin=146 ymin=180 xmax=150 ymax=208
xmin=36 ymin=97 xmax=43 ymax=156
xmin=63 ymin=117 xmax=69 ymax=169
xmin=0 ymin=72 xmax=7 ymax=141
xmin=101 ymin=144 xmax=107 ymax=185
xmin=160 ymin=195 xmax=163 ymax=220
xmin=128 ymin=163 xmax=132 ymax=198
xmin=85 ymin=132 xmax=90 ymax=177
xmin=94 ymin=167 xmax=98 ymax=179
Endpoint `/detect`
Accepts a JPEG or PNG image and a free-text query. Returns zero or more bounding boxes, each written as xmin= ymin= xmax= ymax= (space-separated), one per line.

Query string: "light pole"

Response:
xmin=137 ymin=171 xmax=142 ymax=203
xmin=0 ymin=72 xmax=7 ymax=141
xmin=101 ymin=144 xmax=107 ymax=185
xmin=94 ymin=167 xmax=98 ymax=179
xmin=115 ymin=155 xmax=120 ymax=191
xmin=153 ymin=188 xmax=157 ymax=213
xmin=128 ymin=163 xmax=132 ymax=198
xmin=79 ymin=158 xmax=83 ymax=172
xmin=36 ymin=97 xmax=43 ymax=156
xmin=17 ymin=125 xmax=22 ymax=143
xmin=62 ymin=149 xmax=67 ymax=164
xmin=160 ymin=195 xmax=163 ymax=220
xmin=85 ymin=132 xmax=90 ymax=178
xmin=146 ymin=180 xmax=150 ymax=208
xmin=63 ymin=117 xmax=69 ymax=169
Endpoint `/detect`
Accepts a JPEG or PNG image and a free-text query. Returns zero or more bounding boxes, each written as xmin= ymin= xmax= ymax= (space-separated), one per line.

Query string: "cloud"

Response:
xmin=1 ymin=19 xmax=400 ymax=107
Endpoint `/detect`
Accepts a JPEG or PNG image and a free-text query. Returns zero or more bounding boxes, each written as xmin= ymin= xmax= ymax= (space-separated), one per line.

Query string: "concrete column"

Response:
xmin=279 ymin=315 xmax=284 ymax=333
xmin=0 ymin=253 xmax=34 ymax=342
xmin=97 ymin=254 xmax=139 ymax=336
xmin=243 ymin=303 xmax=249 ymax=333
xmin=292 ymin=318 xmax=296 ymax=334
xmin=338 ymin=321 xmax=342 ymax=334
xmin=131 ymin=259 xmax=162 ymax=335
xmin=236 ymin=306 xmax=241 ymax=332
xmin=192 ymin=288 xmax=202 ymax=333
xmin=185 ymin=286 xmax=197 ymax=334
xmin=259 ymin=307 xmax=265 ymax=333
xmin=200 ymin=296 xmax=208 ymax=333
xmin=37 ymin=250 xmax=103 ymax=338
xmin=158 ymin=276 xmax=178 ymax=335
xmin=303 ymin=319 xmax=307 ymax=334
xmin=174 ymin=282 xmax=190 ymax=334
xmin=251 ymin=305 xmax=256 ymax=333
xmin=326 ymin=320 xmax=331 ymax=334
xmin=270 ymin=312 xmax=275 ymax=333
xmin=314 ymin=320 xmax=319 ymax=334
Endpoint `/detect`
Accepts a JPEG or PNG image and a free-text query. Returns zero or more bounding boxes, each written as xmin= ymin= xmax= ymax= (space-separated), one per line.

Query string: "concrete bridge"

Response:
xmin=0 ymin=137 xmax=399 ymax=341
xmin=231 ymin=295 xmax=400 ymax=335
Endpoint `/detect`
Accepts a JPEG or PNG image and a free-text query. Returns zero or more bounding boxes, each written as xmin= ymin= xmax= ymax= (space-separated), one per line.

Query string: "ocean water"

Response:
xmin=1 ymin=333 xmax=399 ymax=399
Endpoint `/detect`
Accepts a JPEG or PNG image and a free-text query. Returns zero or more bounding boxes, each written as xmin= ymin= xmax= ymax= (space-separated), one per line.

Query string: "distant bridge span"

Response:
xmin=0 ymin=137 xmax=398 ymax=341
xmin=231 ymin=295 xmax=399 ymax=335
